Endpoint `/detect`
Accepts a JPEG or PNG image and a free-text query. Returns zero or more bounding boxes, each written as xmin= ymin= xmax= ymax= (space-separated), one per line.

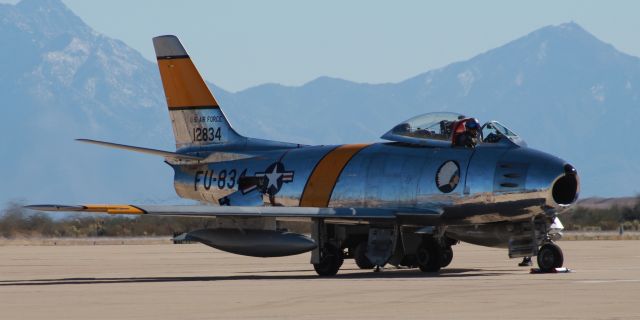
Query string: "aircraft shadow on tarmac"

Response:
xmin=0 ymin=268 xmax=513 ymax=286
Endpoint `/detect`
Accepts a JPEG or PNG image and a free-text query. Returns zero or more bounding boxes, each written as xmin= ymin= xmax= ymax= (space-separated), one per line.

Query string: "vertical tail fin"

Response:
xmin=153 ymin=35 xmax=243 ymax=150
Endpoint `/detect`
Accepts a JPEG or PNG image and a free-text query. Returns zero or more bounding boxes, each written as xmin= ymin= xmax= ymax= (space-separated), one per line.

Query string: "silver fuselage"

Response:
xmin=172 ymin=141 xmax=577 ymax=229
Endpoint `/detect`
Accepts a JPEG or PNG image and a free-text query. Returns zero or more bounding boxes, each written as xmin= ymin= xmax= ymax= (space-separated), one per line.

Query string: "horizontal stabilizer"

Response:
xmin=77 ymin=139 xmax=204 ymax=161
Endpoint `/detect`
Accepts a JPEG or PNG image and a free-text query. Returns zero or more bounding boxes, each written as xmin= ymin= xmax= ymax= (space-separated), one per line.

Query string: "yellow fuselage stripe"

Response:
xmin=299 ymin=144 xmax=370 ymax=207
xmin=157 ymin=57 xmax=219 ymax=109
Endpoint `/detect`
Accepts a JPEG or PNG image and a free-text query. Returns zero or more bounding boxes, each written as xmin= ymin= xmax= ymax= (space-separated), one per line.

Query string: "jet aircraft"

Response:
xmin=28 ymin=36 xmax=580 ymax=276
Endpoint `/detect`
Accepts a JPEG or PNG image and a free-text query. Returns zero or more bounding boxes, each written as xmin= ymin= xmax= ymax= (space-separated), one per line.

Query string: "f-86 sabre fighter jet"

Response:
xmin=28 ymin=36 xmax=579 ymax=276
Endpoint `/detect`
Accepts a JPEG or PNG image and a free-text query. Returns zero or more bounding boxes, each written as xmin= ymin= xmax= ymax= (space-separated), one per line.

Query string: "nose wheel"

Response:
xmin=537 ymin=243 xmax=564 ymax=272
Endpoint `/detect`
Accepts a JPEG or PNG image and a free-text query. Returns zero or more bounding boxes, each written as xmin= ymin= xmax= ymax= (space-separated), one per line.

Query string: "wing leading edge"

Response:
xmin=25 ymin=204 xmax=443 ymax=221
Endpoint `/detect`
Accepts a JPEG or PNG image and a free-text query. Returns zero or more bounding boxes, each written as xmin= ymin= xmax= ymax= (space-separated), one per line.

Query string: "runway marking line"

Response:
xmin=576 ymin=279 xmax=640 ymax=284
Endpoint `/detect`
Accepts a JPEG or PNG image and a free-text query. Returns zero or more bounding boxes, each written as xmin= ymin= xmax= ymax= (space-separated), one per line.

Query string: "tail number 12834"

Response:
xmin=193 ymin=127 xmax=222 ymax=142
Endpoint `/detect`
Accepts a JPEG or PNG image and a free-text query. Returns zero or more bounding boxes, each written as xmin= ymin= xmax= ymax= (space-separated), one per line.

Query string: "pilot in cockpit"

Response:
xmin=455 ymin=118 xmax=480 ymax=148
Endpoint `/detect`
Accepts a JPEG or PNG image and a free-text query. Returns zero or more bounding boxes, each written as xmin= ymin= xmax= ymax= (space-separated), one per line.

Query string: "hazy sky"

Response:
xmin=5 ymin=0 xmax=640 ymax=91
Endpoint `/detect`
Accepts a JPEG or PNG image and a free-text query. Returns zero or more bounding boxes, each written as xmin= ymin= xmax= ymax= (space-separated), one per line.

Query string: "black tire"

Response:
xmin=416 ymin=241 xmax=441 ymax=273
xmin=399 ymin=255 xmax=419 ymax=269
xmin=537 ymin=243 xmax=564 ymax=272
xmin=440 ymin=245 xmax=453 ymax=268
xmin=354 ymin=242 xmax=375 ymax=269
xmin=313 ymin=244 xmax=344 ymax=276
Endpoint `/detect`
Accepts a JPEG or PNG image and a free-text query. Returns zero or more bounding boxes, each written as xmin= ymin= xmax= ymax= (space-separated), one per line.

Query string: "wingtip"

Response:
xmin=24 ymin=205 xmax=86 ymax=212
xmin=24 ymin=204 xmax=146 ymax=215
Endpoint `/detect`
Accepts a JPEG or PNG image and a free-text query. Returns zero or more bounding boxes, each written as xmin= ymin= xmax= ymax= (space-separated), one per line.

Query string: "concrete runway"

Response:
xmin=0 ymin=241 xmax=638 ymax=319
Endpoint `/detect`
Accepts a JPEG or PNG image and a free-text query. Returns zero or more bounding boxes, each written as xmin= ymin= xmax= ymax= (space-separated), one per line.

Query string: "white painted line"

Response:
xmin=577 ymin=279 xmax=640 ymax=284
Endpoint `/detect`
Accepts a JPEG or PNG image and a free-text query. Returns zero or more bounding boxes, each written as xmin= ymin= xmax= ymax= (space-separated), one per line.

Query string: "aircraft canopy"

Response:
xmin=381 ymin=112 xmax=526 ymax=147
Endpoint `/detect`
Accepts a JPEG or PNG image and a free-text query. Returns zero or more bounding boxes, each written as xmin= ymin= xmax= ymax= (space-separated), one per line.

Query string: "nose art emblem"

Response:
xmin=436 ymin=160 xmax=460 ymax=193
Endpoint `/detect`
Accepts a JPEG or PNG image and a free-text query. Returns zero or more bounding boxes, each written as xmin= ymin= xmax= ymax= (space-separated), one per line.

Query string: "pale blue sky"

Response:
xmin=6 ymin=0 xmax=640 ymax=91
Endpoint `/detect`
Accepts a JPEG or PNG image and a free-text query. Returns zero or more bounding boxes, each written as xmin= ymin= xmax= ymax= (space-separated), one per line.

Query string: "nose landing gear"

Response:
xmin=537 ymin=242 xmax=564 ymax=272
xmin=517 ymin=217 xmax=566 ymax=273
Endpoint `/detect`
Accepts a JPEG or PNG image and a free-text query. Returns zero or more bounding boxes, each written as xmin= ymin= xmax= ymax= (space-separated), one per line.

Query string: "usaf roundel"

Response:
xmin=255 ymin=162 xmax=294 ymax=195
xmin=436 ymin=160 xmax=460 ymax=193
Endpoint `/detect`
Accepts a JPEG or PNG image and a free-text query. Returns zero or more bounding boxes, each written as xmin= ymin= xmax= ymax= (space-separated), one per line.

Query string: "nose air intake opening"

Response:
xmin=552 ymin=164 xmax=579 ymax=206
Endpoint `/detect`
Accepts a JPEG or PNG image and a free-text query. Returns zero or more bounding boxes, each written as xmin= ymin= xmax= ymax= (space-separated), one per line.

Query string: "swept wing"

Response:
xmin=25 ymin=204 xmax=443 ymax=223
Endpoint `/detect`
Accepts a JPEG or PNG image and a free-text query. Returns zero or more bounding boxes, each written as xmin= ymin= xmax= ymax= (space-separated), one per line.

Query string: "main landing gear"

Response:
xmin=310 ymin=221 xmax=456 ymax=276
xmin=440 ymin=245 xmax=454 ymax=268
xmin=416 ymin=239 xmax=454 ymax=273
xmin=313 ymin=243 xmax=344 ymax=276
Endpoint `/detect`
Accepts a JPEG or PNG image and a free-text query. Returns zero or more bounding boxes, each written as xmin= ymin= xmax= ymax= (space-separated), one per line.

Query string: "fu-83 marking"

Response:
xmin=194 ymin=169 xmax=246 ymax=191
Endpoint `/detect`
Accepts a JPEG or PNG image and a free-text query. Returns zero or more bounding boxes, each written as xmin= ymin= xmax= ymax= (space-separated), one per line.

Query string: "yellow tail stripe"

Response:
xmin=300 ymin=144 xmax=369 ymax=207
xmin=157 ymin=57 xmax=219 ymax=109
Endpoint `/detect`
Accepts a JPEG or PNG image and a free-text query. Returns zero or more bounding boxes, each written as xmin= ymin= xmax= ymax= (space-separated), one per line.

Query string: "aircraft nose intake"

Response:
xmin=551 ymin=164 xmax=579 ymax=206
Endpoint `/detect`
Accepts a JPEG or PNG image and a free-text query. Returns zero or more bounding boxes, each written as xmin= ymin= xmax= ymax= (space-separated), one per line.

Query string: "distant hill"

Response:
xmin=1 ymin=0 xmax=639 ymax=206
xmin=0 ymin=0 xmax=176 ymax=204
xmin=577 ymin=197 xmax=638 ymax=209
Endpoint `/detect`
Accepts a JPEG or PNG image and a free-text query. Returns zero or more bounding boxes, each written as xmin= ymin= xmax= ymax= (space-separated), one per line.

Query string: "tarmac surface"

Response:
xmin=0 ymin=240 xmax=638 ymax=319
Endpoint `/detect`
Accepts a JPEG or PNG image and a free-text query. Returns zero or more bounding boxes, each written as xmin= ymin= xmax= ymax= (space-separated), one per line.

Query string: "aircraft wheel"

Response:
xmin=354 ymin=242 xmax=375 ymax=269
xmin=537 ymin=243 xmax=564 ymax=272
xmin=416 ymin=241 xmax=441 ymax=273
xmin=440 ymin=245 xmax=453 ymax=268
xmin=313 ymin=244 xmax=344 ymax=276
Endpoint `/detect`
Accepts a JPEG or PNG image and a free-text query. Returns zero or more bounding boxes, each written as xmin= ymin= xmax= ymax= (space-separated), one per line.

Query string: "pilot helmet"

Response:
xmin=465 ymin=118 xmax=480 ymax=130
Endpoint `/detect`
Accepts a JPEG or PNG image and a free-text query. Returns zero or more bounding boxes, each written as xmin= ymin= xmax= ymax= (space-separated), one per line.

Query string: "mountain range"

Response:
xmin=1 ymin=0 xmax=639 ymax=206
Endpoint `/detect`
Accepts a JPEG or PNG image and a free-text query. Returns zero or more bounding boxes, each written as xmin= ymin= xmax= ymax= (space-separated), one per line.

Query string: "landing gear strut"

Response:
xmin=313 ymin=243 xmax=344 ymax=276
xmin=537 ymin=243 xmax=564 ymax=272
